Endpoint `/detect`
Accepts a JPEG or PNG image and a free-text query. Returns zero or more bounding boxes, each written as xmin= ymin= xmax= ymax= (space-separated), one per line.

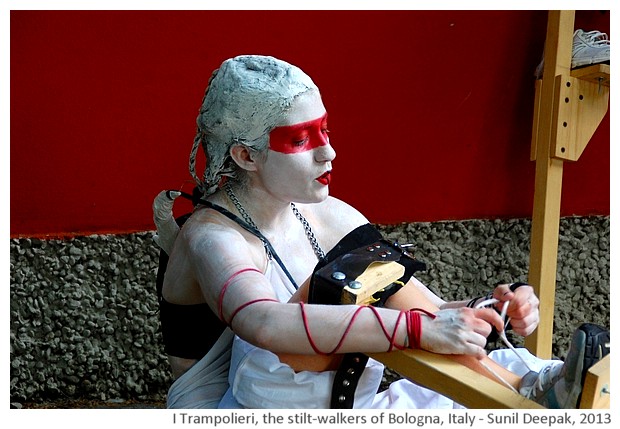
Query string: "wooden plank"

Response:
xmin=370 ymin=349 xmax=544 ymax=409
xmin=342 ymin=261 xmax=405 ymax=305
xmin=552 ymin=74 xmax=610 ymax=161
xmin=571 ymin=64 xmax=610 ymax=86
xmin=579 ymin=354 xmax=610 ymax=409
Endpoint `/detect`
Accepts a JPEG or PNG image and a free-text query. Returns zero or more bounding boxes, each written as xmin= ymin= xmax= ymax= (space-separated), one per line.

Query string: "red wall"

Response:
xmin=10 ymin=10 xmax=610 ymax=237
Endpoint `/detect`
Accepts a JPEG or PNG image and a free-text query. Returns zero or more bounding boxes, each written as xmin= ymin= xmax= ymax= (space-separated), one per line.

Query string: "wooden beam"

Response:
xmin=370 ymin=349 xmax=544 ymax=409
xmin=526 ymin=10 xmax=575 ymax=358
xmin=579 ymin=354 xmax=610 ymax=409
xmin=571 ymin=63 xmax=610 ymax=86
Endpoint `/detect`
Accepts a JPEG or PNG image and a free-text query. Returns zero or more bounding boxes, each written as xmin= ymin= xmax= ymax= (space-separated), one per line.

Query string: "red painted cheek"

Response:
xmin=269 ymin=114 xmax=329 ymax=154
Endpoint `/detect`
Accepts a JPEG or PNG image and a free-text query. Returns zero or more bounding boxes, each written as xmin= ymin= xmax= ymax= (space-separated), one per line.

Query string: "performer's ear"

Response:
xmin=230 ymin=144 xmax=259 ymax=172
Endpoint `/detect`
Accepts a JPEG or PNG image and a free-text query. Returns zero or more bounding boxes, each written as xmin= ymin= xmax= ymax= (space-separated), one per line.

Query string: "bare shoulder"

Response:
xmin=178 ymin=207 xmax=263 ymax=265
xmin=316 ymin=196 xmax=369 ymax=225
xmin=165 ymin=207 xmax=266 ymax=298
xmin=298 ymin=196 xmax=370 ymax=250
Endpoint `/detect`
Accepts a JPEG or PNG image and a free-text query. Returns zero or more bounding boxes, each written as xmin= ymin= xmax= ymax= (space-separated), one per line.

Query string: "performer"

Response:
xmin=153 ymin=55 xmax=607 ymax=409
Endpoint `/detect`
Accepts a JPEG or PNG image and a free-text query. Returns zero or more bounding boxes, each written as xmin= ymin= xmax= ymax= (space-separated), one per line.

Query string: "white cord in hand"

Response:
xmin=475 ymin=298 xmax=534 ymax=393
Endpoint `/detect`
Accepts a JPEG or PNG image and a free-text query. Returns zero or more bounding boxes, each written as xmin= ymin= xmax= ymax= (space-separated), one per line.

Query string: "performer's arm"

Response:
xmin=182 ymin=226 xmax=500 ymax=359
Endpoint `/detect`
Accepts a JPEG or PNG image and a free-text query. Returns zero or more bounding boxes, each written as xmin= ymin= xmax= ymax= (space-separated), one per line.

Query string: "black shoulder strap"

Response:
xmin=181 ymin=192 xmax=301 ymax=290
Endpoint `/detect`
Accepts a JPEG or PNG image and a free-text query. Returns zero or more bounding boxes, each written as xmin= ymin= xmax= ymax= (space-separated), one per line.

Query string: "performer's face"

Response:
xmin=258 ymin=91 xmax=336 ymax=203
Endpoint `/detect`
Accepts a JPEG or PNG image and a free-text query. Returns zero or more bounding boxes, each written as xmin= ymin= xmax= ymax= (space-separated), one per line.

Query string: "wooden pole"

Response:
xmin=525 ymin=11 xmax=574 ymax=358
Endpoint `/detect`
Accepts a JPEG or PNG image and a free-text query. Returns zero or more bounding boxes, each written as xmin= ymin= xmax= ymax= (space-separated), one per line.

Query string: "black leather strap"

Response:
xmin=330 ymin=353 xmax=369 ymax=408
xmin=509 ymin=281 xmax=528 ymax=292
xmin=308 ymin=224 xmax=422 ymax=409
xmin=307 ymin=225 xmax=383 ymax=409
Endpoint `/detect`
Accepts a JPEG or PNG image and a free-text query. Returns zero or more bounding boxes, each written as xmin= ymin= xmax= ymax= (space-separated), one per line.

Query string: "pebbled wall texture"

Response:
xmin=10 ymin=216 xmax=610 ymax=403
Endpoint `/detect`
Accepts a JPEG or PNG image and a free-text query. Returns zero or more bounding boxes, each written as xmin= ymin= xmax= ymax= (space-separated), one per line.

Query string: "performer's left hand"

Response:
xmin=492 ymin=283 xmax=539 ymax=337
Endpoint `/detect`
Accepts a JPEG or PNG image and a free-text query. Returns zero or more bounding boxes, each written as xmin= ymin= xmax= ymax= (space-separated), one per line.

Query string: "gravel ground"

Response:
xmin=13 ymin=398 xmax=165 ymax=409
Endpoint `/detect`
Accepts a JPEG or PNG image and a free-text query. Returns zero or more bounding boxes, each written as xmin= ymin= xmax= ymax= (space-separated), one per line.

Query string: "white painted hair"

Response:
xmin=189 ymin=55 xmax=318 ymax=197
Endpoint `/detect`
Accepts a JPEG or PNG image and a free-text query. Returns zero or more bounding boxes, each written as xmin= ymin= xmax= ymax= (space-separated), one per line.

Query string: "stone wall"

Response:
xmin=9 ymin=216 xmax=610 ymax=402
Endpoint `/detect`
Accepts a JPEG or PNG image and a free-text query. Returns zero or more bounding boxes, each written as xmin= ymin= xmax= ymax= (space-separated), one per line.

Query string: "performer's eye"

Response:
xmin=292 ymin=132 xmax=309 ymax=146
xmin=321 ymin=117 xmax=329 ymax=135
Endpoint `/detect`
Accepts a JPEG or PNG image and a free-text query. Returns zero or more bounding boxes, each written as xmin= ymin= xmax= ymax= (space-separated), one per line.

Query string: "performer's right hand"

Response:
xmin=419 ymin=308 xmax=503 ymax=359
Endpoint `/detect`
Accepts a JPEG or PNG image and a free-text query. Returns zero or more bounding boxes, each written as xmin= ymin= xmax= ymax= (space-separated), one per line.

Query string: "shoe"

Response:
xmin=534 ymin=29 xmax=610 ymax=79
xmin=572 ymin=29 xmax=610 ymax=69
xmin=519 ymin=323 xmax=610 ymax=408
xmin=519 ymin=361 xmax=565 ymax=407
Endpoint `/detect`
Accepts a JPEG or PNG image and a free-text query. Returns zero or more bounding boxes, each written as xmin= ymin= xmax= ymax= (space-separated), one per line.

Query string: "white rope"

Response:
xmin=475 ymin=298 xmax=535 ymax=392
xmin=479 ymin=361 xmax=520 ymax=394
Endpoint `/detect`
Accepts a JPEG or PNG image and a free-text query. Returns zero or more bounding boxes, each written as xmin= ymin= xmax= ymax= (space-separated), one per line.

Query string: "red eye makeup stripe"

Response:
xmin=269 ymin=113 xmax=329 ymax=154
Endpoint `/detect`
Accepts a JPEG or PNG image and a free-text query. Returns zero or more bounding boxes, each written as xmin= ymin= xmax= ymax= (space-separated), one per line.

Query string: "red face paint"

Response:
xmin=269 ymin=114 xmax=329 ymax=154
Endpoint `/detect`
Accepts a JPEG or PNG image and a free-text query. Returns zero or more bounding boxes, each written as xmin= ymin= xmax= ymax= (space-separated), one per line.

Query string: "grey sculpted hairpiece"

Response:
xmin=190 ymin=55 xmax=318 ymax=197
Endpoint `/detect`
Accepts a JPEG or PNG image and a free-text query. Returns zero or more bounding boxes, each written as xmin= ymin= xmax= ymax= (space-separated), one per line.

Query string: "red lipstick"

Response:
xmin=316 ymin=171 xmax=331 ymax=185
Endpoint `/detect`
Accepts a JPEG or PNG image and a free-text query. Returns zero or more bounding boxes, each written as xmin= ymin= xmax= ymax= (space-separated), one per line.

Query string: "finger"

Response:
xmin=509 ymin=311 xmax=539 ymax=336
xmin=473 ymin=345 xmax=488 ymax=360
xmin=462 ymin=344 xmax=487 ymax=360
xmin=508 ymin=285 xmax=535 ymax=307
xmin=470 ymin=315 xmax=493 ymax=338
xmin=473 ymin=307 xmax=504 ymax=332
xmin=507 ymin=290 xmax=538 ymax=319
xmin=464 ymin=333 xmax=488 ymax=359
xmin=492 ymin=283 xmax=514 ymax=302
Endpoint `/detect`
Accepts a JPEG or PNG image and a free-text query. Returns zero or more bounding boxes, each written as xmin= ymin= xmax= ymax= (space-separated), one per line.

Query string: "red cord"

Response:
xmin=410 ymin=307 xmax=437 ymax=319
xmin=227 ymin=298 xmax=279 ymax=326
xmin=389 ymin=310 xmax=406 ymax=352
xmin=407 ymin=308 xmax=436 ymax=349
xmin=219 ymin=271 xmax=440 ymax=354
xmin=217 ymin=267 xmax=262 ymax=322
xmin=299 ymin=302 xmax=410 ymax=355
xmin=408 ymin=311 xmax=421 ymax=349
